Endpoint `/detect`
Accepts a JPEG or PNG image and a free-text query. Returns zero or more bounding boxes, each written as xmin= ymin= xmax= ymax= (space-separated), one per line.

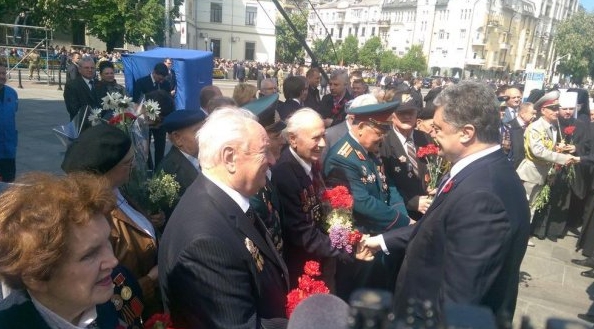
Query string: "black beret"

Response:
xmin=61 ymin=124 xmax=132 ymax=175
xmin=162 ymin=109 xmax=207 ymax=133
xmin=287 ymin=294 xmax=349 ymax=329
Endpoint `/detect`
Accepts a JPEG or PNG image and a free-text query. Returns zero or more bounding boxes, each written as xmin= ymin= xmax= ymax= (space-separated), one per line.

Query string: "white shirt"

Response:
xmin=289 ymin=146 xmax=312 ymax=180
xmin=82 ymin=77 xmax=93 ymax=90
xmin=393 ymin=128 xmax=414 ymax=149
xmin=202 ymin=171 xmax=250 ymax=212
xmin=30 ymin=291 xmax=97 ymax=329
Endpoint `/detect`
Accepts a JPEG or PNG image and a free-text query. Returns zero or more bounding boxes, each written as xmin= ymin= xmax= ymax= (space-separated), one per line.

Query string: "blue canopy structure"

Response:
xmin=122 ymin=47 xmax=213 ymax=111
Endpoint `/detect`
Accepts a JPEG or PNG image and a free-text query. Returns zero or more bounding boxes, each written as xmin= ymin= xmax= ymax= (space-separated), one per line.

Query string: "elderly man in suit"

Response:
xmin=320 ymin=70 xmax=352 ymax=127
xmin=502 ymin=87 xmax=523 ymax=124
xmin=156 ymin=109 xmax=207 ymax=220
xmin=159 ymin=107 xmax=289 ymax=329
xmin=380 ymin=94 xmax=433 ymax=221
xmin=133 ymin=63 xmax=173 ymax=169
xmin=509 ymin=102 xmax=536 ymax=169
xmin=272 ymin=108 xmax=356 ymax=291
xmin=63 ymin=56 xmax=99 ymax=120
xmin=364 ymin=81 xmax=531 ymax=326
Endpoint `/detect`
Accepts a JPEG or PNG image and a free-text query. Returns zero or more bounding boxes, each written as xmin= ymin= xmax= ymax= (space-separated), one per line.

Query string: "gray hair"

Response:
xmin=330 ymin=69 xmax=348 ymax=84
xmin=197 ymin=107 xmax=258 ymax=169
xmin=433 ymin=81 xmax=500 ymax=144
xmin=78 ymin=56 xmax=95 ymax=66
xmin=283 ymin=108 xmax=323 ymax=140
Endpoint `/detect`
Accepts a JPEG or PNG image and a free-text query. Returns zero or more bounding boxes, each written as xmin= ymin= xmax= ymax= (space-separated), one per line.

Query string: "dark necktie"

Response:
xmin=405 ymin=138 xmax=419 ymax=177
xmin=311 ymin=161 xmax=326 ymax=196
xmin=88 ymin=80 xmax=94 ymax=91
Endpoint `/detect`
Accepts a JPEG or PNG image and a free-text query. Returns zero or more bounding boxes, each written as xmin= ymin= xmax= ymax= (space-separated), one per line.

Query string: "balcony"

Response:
xmin=472 ymin=39 xmax=486 ymax=47
xmin=465 ymin=58 xmax=486 ymax=66
xmin=378 ymin=19 xmax=391 ymax=27
xmin=500 ymin=43 xmax=510 ymax=50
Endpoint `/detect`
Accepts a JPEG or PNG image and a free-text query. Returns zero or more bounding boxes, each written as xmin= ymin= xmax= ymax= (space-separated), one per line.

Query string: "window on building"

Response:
xmin=330 ymin=28 xmax=334 ymax=36
xmin=211 ymin=39 xmax=221 ymax=58
xmin=371 ymin=27 xmax=376 ymax=36
xmin=348 ymin=27 xmax=352 ymax=35
xmin=245 ymin=42 xmax=255 ymax=60
xmin=339 ymin=27 xmax=343 ymax=38
xmin=460 ymin=29 xmax=466 ymax=39
xmin=210 ymin=3 xmax=222 ymax=23
xmin=245 ymin=6 xmax=257 ymax=26
xmin=355 ymin=27 xmax=359 ymax=36
xmin=361 ymin=27 xmax=365 ymax=37
xmin=438 ymin=29 xmax=445 ymax=39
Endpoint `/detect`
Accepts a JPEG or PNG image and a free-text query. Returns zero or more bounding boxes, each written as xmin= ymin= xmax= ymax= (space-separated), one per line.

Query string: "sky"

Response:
xmin=582 ymin=0 xmax=594 ymax=11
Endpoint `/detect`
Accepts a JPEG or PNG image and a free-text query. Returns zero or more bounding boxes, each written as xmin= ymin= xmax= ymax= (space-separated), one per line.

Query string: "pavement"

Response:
xmin=6 ymin=72 xmax=594 ymax=329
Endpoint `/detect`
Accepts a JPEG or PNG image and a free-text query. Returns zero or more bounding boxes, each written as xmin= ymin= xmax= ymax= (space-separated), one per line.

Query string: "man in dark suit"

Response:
xmin=509 ymin=102 xmax=536 ymax=168
xmin=157 ymin=109 xmax=207 ymax=220
xmin=320 ymin=70 xmax=352 ymax=127
xmin=159 ymin=108 xmax=289 ymax=328
xmin=303 ymin=67 xmax=322 ymax=112
xmin=65 ymin=52 xmax=81 ymax=83
xmin=132 ymin=63 xmax=173 ymax=169
xmin=63 ymin=56 xmax=99 ymax=120
xmin=423 ymin=78 xmax=442 ymax=106
xmin=364 ymin=81 xmax=531 ymax=326
xmin=278 ymin=76 xmax=307 ymax=120
xmin=163 ymin=57 xmax=177 ymax=97
xmin=272 ymin=108 xmax=355 ymax=291
xmin=380 ymin=96 xmax=432 ymax=221
xmin=409 ymin=77 xmax=424 ymax=110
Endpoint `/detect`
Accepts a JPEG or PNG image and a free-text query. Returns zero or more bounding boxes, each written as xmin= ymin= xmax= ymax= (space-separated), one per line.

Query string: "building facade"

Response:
xmin=171 ymin=0 xmax=278 ymax=63
xmin=307 ymin=0 xmax=578 ymax=78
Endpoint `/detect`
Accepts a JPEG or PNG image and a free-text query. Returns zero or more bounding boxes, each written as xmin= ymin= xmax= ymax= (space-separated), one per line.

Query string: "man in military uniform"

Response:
xmin=244 ymin=94 xmax=287 ymax=255
xmin=324 ymin=101 xmax=411 ymax=300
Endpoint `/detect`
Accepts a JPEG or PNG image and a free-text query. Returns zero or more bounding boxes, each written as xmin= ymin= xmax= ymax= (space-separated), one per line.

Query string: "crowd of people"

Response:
xmin=2 ymin=52 xmax=594 ymax=329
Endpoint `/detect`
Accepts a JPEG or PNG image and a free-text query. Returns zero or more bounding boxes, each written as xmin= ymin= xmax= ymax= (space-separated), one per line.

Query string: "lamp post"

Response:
xmin=548 ymin=53 xmax=571 ymax=84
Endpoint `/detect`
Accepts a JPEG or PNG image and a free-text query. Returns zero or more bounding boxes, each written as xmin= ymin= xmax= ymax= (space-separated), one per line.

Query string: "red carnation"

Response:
xmin=417 ymin=143 xmax=439 ymax=159
xmin=303 ymin=261 xmax=322 ymax=277
xmin=348 ymin=230 xmax=363 ymax=245
xmin=442 ymin=180 xmax=454 ymax=193
xmin=144 ymin=313 xmax=174 ymax=329
xmin=108 ymin=112 xmax=137 ymax=125
xmin=563 ymin=125 xmax=576 ymax=136
xmin=321 ymin=186 xmax=353 ymax=209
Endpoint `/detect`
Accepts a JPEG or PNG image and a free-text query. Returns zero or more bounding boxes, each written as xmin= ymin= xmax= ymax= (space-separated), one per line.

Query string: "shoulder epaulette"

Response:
xmin=337 ymin=142 xmax=353 ymax=158
xmin=354 ymin=149 xmax=366 ymax=161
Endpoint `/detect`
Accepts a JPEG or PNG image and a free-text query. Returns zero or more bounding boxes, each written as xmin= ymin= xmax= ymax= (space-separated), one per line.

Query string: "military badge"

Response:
xmin=398 ymin=156 xmax=407 ymax=163
xmin=245 ymin=237 xmax=264 ymax=272
xmin=121 ymin=286 xmax=132 ymax=301
xmin=111 ymin=295 xmax=124 ymax=311
xmin=361 ymin=166 xmax=368 ymax=176
xmin=355 ymin=149 xmax=366 ymax=160
xmin=395 ymin=166 xmax=401 ymax=173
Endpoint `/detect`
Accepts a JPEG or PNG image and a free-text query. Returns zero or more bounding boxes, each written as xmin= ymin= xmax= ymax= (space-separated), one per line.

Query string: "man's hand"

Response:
xmin=360 ymin=235 xmax=383 ymax=256
xmin=417 ymin=195 xmax=432 ymax=214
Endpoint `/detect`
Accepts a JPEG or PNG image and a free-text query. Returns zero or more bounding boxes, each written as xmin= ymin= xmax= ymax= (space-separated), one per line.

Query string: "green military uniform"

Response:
xmin=324 ymin=132 xmax=410 ymax=235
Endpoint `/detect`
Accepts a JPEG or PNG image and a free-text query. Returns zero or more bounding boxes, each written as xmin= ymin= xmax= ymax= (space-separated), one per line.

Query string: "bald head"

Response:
xmin=200 ymin=86 xmax=223 ymax=108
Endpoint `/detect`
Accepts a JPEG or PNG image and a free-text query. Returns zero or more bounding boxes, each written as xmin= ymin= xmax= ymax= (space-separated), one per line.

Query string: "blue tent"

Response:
xmin=122 ymin=47 xmax=213 ymax=111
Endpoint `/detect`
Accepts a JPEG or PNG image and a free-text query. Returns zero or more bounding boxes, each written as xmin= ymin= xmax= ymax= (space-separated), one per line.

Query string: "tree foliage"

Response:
xmin=398 ymin=45 xmax=427 ymax=74
xmin=312 ymin=37 xmax=338 ymax=65
xmin=276 ymin=11 xmax=307 ymax=63
xmin=339 ymin=35 xmax=359 ymax=66
xmin=554 ymin=10 xmax=594 ymax=83
xmin=1 ymin=0 xmax=181 ymax=50
xmin=358 ymin=36 xmax=382 ymax=68
xmin=379 ymin=50 xmax=399 ymax=72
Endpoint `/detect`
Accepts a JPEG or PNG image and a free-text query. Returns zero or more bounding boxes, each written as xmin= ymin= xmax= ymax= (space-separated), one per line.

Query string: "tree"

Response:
xmin=358 ymin=36 xmax=382 ymax=68
xmin=276 ymin=11 xmax=307 ymax=63
xmin=339 ymin=35 xmax=359 ymax=65
xmin=379 ymin=50 xmax=399 ymax=72
xmin=554 ymin=10 xmax=594 ymax=83
xmin=398 ymin=45 xmax=427 ymax=74
xmin=312 ymin=37 xmax=338 ymax=65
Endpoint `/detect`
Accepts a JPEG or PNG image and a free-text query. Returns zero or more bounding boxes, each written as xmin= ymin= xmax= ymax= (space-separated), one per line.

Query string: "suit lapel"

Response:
xmin=170 ymin=147 xmax=199 ymax=187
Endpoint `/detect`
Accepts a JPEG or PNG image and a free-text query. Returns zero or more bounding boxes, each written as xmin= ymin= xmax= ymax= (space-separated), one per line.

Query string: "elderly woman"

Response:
xmin=0 ymin=172 xmax=119 ymax=327
xmin=232 ymin=82 xmax=257 ymax=107
xmin=61 ymin=123 xmax=161 ymax=318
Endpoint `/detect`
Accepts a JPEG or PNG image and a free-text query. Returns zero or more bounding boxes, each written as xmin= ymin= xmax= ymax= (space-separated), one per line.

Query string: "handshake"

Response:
xmin=354 ymin=235 xmax=384 ymax=261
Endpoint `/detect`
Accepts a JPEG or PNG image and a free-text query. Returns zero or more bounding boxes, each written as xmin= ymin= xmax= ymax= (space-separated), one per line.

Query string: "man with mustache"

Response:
xmin=324 ymin=102 xmax=410 ymax=300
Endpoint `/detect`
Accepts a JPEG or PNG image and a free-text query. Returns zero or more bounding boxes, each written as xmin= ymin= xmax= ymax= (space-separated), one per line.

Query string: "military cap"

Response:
xmin=534 ymin=90 xmax=560 ymax=110
xmin=61 ymin=123 xmax=131 ymax=174
xmin=347 ymin=101 xmax=399 ymax=130
xmin=242 ymin=94 xmax=286 ymax=133
xmin=161 ymin=109 xmax=207 ymax=133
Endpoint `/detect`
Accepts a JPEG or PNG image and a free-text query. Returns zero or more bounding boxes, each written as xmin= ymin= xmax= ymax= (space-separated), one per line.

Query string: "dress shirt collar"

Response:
xmin=289 ymin=146 xmax=312 ymax=179
xmin=29 ymin=290 xmax=97 ymax=329
xmin=180 ymin=149 xmax=200 ymax=171
xmin=202 ymin=171 xmax=250 ymax=212
xmin=449 ymin=145 xmax=500 ymax=180
xmin=516 ymin=116 xmax=529 ymax=128
xmin=393 ymin=127 xmax=413 ymax=147
xmin=291 ymin=98 xmax=301 ymax=106
xmin=199 ymin=107 xmax=209 ymax=117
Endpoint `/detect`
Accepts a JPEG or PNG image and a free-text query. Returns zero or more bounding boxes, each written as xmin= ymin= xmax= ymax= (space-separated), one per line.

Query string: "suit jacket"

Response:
xmin=272 ymin=148 xmax=350 ymax=288
xmin=304 ymin=86 xmax=321 ymax=112
xmin=132 ymin=74 xmax=172 ymax=103
xmin=157 ymin=146 xmax=199 ymax=198
xmin=63 ymin=76 xmax=99 ymax=120
xmin=423 ymin=86 xmax=442 ymax=105
xmin=383 ymin=149 xmax=531 ymax=323
xmin=319 ymin=92 xmax=352 ymax=127
xmin=0 ymin=289 xmax=118 ymax=329
xmin=159 ymin=173 xmax=289 ymax=329
xmin=508 ymin=119 xmax=527 ymax=169
xmin=516 ymin=117 xmax=572 ymax=185
xmin=250 ymin=177 xmax=285 ymax=256
xmin=409 ymin=87 xmax=424 ymax=110
xmin=324 ymin=133 xmax=410 ymax=234
xmin=278 ymin=99 xmax=301 ymax=121
xmin=379 ymin=129 xmax=431 ymax=220
xmin=560 ymin=118 xmax=591 ymax=198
